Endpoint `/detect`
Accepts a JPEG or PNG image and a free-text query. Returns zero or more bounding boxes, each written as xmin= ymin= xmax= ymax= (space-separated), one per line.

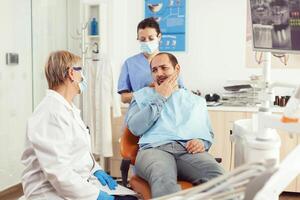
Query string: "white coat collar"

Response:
xmin=46 ymin=89 xmax=78 ymax=112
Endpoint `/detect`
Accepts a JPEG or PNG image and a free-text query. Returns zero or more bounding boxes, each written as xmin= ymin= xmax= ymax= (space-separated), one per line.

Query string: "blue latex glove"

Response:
xmin=97 ymin=191 xmax=115 ymax=200
xmin=94 ymin=170 xmax=117 ymax=190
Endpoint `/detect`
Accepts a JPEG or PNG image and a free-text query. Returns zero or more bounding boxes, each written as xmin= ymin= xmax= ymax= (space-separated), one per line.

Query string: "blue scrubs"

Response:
xmin=118 ymin=53 xmax=184 ymax=93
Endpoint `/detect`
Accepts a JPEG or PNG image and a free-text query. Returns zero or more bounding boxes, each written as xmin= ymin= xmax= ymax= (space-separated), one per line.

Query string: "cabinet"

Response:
xmin=85 ymin=4 xmax=101 ymax=58
xmin=208 ymin=111 xmax=251 ymax=171
xmin=80 ymin=1 xmax=108 ymax=59
xmin=110 ymin=108 xmax=126 ymax=178
xmin=277 ymin=129 xmax=298 ymax=192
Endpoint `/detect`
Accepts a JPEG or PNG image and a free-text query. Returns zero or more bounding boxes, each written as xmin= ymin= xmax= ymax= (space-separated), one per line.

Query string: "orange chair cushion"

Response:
xmin=129 ymin=175 xmax=193 ymax=200
xmin=120 ymin=127 xmax=139 ymax=165
xmin=178 ymin=180 xmax=193 ymax=189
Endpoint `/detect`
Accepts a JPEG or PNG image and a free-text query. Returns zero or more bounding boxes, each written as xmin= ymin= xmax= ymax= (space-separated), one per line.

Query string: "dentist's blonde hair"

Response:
xmin=45 ymin=50 xmax=81 ymax=89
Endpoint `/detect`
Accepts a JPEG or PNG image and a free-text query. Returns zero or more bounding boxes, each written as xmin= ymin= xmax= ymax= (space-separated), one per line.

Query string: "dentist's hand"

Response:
xmin=97 ymin=191 xmax=115 ymax=200
xmin=94 ymin=170 xmax=117 ymax=190
xmin=155 ymin=73 xmax=178 ymax=98
xmin=186 ymin=139 xmax=205 ymax=154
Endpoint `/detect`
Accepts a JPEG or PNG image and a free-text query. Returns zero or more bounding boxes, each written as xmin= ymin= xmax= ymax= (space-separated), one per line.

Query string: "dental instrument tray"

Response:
xmin=224 ymin=84 xmax=252 ymax=91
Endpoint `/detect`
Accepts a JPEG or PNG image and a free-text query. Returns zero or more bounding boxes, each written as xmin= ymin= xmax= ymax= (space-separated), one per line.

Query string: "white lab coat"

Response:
xmin=83 ymin=54 xmax=121 ymax=157
xmin=21 ymin=90 xmax=102 ymax=200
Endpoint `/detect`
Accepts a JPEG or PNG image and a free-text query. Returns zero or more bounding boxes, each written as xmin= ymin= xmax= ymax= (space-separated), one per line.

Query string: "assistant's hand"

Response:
xmin=154 ymin=72 xmax=178 ymax=98
xmin=94 ymin=170 xmax=117 ymax=190
xmin=148 ymin=82 xmax=155 ymax=88
xmin=186 ymin=139 xmax=205 ymax=154
xmin=97 ymin=191 xmax=115 ymax=200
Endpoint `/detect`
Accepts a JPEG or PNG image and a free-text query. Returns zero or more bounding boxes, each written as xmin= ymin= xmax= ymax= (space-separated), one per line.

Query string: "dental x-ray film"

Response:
xmin=249 ymin=0 xmax=300 ymax=53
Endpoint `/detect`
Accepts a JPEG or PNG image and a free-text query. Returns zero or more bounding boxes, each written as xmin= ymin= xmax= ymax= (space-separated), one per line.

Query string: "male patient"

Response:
xmin=126 ymin=52 xmax=224 ymax=198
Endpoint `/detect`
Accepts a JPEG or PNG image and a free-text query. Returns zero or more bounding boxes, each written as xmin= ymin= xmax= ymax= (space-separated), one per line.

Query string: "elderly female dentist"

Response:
xmin=21 ymin=51 xmax=135 ymax=200
xmin=118 ymin=17 xmax=184 ymax=103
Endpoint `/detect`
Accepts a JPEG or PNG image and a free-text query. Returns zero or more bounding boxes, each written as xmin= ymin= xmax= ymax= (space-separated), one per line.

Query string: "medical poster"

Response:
xmin=145 ymin=0 xmax=186 ymax=51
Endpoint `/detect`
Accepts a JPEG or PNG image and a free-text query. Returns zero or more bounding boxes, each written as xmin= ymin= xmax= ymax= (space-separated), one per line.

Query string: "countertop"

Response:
xmin=207 ymin=105 xmax=284 ymax=113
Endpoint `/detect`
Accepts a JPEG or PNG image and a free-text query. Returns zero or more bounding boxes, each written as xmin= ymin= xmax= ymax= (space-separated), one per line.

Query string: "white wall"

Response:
xmin=67 ymin=0 xmax=81 ymax=55
xmin=114 ymin=0 xmax=300 ymax=95
xmin=0 ymin=0 xmax=32 ymax=190
xmin=103 ymin=0 xmax=129 ymax=75
xmin=32 ymin=0 xmax=68 ymax=107
xmin=0 ymin=0 xmax=68 ymax=191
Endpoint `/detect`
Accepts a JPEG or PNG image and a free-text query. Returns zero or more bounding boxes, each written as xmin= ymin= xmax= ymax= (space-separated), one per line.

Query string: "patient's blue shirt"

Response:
xmin=126 ymin=87 xmax=214 ymax=150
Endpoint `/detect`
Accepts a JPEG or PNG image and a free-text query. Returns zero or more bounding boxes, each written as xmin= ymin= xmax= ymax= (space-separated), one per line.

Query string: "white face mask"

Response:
xmin=75 ymin=72 xmax=88 ymax=93
xmin=140 ymin=39 xmax=159 ymax=54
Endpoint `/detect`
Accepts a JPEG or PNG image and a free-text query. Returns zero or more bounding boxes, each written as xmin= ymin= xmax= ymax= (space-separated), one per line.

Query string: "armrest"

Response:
xmin=119 ymin=127 xmax=139 ymax=165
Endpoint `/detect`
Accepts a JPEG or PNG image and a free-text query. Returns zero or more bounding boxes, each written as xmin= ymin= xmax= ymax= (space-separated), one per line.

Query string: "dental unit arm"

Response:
xmin=252 ymin=85 xmax=300 ymax=200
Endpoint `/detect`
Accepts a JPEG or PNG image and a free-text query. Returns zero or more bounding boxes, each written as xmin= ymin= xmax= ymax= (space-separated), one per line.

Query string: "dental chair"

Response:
xmin=119 ymin=127 xmax=193 ymax=199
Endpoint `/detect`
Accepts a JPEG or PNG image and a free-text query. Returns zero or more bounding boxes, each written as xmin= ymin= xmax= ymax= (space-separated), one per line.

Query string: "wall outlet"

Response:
xmin=6 ymin=53 xmax=19 ymax=65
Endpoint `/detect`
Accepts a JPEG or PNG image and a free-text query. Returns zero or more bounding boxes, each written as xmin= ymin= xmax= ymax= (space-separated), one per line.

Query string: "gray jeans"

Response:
xmin=135 ymin=141 xmax=225 ymax=198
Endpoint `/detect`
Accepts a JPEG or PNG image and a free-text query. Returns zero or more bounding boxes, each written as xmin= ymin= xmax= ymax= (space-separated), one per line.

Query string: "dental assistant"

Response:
xmin=118 ymin=17 xmax=184 ymax=103
xmin=21 ymin=51 xmax=134 ymax=200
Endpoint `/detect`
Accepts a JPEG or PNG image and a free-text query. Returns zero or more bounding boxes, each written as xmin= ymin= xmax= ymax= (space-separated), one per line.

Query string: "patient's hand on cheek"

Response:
xmin=154 ymin=73 xmax=178 ymax=98
xmin=186 ymin=139 xmax=205 ymax=154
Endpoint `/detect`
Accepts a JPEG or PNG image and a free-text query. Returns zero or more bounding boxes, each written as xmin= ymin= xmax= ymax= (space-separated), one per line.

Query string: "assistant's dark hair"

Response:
xmin=150 ymin=52 xmax=178 ymax=68
xmin=137 ymin=17 xmax=161 ymax=37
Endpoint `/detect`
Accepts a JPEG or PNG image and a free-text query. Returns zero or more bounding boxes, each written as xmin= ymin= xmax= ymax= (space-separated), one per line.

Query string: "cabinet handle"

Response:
xmin=230 ymin=130 xmax=233 ymax=135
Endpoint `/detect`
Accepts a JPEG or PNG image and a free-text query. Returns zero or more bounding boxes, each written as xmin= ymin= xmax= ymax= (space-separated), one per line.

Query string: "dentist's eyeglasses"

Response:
xmin=64 ymin=66 xmax=83 ymax=77
xmin=72 ymin=67 xmax=82 ymax=71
